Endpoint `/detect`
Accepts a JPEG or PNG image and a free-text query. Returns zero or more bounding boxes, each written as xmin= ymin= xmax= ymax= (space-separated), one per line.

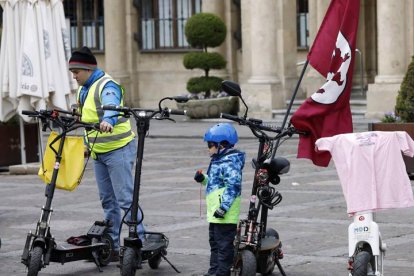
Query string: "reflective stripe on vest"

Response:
xmin=78 ymin=74 xmax=134 ymax=153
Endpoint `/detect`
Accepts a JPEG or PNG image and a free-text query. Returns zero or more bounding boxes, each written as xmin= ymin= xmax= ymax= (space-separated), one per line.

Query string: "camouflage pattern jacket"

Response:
xmin=201 ymin=148 xmax=245 ymax=224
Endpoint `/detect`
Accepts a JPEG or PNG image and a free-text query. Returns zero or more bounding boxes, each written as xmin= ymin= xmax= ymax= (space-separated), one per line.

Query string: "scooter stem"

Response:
xmin=129 ymin=118 xmax=149 ymax=237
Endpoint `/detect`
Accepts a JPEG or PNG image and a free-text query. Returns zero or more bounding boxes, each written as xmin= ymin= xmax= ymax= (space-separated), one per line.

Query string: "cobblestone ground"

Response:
xmin=1 ymin=128 xmax=414 ymax=275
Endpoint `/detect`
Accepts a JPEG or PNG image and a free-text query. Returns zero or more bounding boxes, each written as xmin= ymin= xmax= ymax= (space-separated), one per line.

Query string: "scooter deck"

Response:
xmin=142 ymin=238 xmax=167 ymax=252
xmin=140 ymin=233 xmax=168 ymax=261
xmin=259 ymin=237 xmax=280 ymax=251
xmin=50 ymin=242 xmax=106 ymax=263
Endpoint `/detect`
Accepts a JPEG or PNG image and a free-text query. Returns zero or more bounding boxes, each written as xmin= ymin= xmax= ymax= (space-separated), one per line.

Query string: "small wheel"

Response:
xmin=97 ymin=234 xmax=114 ymax=266
xmin=27 ymin=246 xmax=43 ymax=276
xmin=258 ymin=250 xmax=275 ymax=276
xmin=148 ymin=254 xmax=162 ymax=269
xmin=121 ymin=247 xmax=141 ymax=276
xmin=259 ymin=227 xmax=285 ymax=275
xmin=352 ymin=251 xmax=374 ymax=276
xmin=233 ymin=249 xmax=256 ymax=276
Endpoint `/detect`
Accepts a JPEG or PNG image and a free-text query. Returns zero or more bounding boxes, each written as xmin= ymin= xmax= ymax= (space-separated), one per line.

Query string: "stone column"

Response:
xmin=103 ymin=0 xmax=132 ymax=103
xmin=240 ymin=0 xmax=281 ymax=118
xmin=277 ymin=0 xmax=299 ymax=106
xmin=202 ymin=0 xmax=228 ymax=79
xmin=247 ymin=0 xmax=278 ymax=84
xmin=304 ymin=0 xmax=330 ymax=97
xmin=366 ymin=1 xmax=407 ymax=119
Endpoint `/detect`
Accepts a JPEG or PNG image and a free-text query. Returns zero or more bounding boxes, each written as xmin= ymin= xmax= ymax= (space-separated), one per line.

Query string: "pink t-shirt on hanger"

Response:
xmin=316 ymin=131 xmax=414 ymax=215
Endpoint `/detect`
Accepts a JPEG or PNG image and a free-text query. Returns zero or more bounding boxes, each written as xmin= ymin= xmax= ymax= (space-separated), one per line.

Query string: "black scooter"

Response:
xmin=21 ymin=109 xmax=113 ymax=276
xmin=220 ymin=80 xmax=304 ymax=276
xmin=102 ymin=95 xmax=187 ymax=276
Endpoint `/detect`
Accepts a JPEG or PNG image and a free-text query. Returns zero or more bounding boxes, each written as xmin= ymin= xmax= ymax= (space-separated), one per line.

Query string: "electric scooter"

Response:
xmin=102 ymin=95 xmax=187 ymax=276
xmin=21 ymin=109 xmax=114 ymax=276
xmin=347 ymin=211 xmax=387 ymax=276
xmin=220 ymin=80 xmax=304 ymax=276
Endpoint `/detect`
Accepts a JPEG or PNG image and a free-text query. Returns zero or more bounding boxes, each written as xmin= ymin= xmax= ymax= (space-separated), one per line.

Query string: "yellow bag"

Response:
xmin=38 ymin=131 xmax=85 ymax=191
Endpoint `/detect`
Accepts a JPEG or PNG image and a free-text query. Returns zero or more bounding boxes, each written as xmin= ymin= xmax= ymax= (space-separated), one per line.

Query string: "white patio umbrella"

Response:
xmin=0 ymin=0 xmax=21 ymax=121
xmin=0 ymin=0 xmax=77 ymax=163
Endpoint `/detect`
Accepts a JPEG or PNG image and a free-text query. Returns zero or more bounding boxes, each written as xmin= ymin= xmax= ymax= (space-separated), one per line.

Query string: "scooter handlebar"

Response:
xmin=101 ymin=105 xmax=130 ymax=113
xmin=21 ymin=110 xmax=39 ymax=116
xmin=220 ymin=113 xmax=242 ymax=123
xmin=168 ymin=109 xmax=186 ymax=116
xmin=221 ymin=113 xmax=281 ymax=133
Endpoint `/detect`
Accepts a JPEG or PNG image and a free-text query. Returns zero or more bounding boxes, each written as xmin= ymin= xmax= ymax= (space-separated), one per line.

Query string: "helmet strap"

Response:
xmin=216 ymin=142 xmax=223 ymax=155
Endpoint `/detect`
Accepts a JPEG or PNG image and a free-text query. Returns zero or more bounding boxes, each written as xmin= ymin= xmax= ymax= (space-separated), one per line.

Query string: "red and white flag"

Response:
xmin=290 ymin=0 xmax=360 ymax=167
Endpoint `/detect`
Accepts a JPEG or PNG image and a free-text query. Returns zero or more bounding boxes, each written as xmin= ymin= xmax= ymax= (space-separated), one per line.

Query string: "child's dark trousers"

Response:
xmin=208 ymin=223 xmax=237 ymax=276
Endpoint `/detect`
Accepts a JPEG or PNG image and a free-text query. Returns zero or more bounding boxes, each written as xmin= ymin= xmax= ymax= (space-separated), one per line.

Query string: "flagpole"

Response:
xmin=272 ymin=59 xmax=309 ymax=158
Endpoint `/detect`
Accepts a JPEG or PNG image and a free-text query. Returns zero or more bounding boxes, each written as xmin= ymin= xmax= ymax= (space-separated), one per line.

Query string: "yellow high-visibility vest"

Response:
xmin=77 ymin=73 xmax=134 ymax=154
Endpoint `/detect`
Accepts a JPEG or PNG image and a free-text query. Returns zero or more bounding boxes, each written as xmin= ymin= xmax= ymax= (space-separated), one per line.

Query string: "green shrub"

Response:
xmin=187 ymin=76 xmax=223 ymax=94
xmin=184 ymin=13 xmax=227 ymax=98
xmin=185 ymin=13 xmax=226 ymax=49
xmin=183 ymin=52 xmax=226 ymax=71
xmin=381 ymin=112 xmax=401 ymax=123
xmin=395 ymin=56 xmax=414 ymax=122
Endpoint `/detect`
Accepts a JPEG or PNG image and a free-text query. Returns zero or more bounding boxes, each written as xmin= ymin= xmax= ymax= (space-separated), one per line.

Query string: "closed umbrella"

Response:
xmin=0 ymin=0 xmax=77 ymax=163
xmin=0 ymin=0 xmax=21 ymax=121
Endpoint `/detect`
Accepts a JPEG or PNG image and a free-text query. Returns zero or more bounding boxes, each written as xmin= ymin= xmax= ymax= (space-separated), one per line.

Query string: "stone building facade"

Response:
xmin=94 ymin=0 xmax=414 ymax=119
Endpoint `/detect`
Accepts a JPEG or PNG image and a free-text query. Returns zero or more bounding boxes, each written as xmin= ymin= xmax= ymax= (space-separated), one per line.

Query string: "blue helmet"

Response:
xmin=204 ymin=123 xmax=238 ymax=146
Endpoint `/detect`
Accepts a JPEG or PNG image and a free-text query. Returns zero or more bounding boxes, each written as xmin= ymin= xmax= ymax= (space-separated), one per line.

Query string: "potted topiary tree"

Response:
xmin=177 ymin=12 xmax=238 ymax=119
xmin=370 ymin=56 xmax=414 ymax=175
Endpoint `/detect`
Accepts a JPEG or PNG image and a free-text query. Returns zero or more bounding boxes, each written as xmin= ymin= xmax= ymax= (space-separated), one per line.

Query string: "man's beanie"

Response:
xmin=69 ymin=46 xmax=97 ymax=70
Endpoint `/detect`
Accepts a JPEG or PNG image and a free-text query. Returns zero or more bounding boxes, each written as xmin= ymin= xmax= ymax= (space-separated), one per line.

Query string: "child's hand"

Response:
xmin=194 ymin=170 xmax=205 ymax=183
xmin=213 ymin=207 xmax=226 ymax=219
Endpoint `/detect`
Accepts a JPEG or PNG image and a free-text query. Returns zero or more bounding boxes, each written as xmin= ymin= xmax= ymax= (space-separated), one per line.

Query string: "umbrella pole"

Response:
xmin=37 ymin=120 xmax=44 ymax=163
xmin=19 ymin=117 xmax=27 ymax=164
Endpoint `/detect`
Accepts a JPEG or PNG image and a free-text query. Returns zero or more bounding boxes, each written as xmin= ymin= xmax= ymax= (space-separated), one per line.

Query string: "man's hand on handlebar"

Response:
xmin=100 ymin=121 xmax=113 ymax=133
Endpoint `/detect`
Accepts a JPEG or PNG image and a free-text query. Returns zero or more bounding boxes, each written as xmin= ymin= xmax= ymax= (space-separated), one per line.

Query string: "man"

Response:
xmin=68 ymin=46 xmax=145 ymax=260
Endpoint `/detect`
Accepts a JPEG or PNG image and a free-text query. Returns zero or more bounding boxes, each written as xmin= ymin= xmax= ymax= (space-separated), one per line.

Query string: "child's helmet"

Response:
xmin=204 ymin=123 xmax=238 ymax=145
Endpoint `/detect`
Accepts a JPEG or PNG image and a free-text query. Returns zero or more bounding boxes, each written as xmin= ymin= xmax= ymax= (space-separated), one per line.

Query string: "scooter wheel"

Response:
xmin=148 ymin=254 xmax=162 ymax=269
xmin=352 ymin=251 xmax=374 ymax=276
xmin=27 ymin=246 xmax=43 ymax=276
xmin=97 ymin=234 xmax=114 ymax=266
xmin=121 ymin=247 xmax=141 ymax=276
xmin=233 ymin=249 xmax=256 ymax=276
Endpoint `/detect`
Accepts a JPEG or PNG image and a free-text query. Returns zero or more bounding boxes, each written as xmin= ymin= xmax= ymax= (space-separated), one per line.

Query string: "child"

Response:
xmin=194 ymin=123 xmax=246 ymax=276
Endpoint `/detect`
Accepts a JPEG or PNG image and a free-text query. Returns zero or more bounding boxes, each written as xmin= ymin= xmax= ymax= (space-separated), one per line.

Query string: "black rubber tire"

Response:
xmin=258 ymin=250 xmax=275 ymax=276
xmin=352 ymin=251 xmax=373 ymax=276
xmin=257 ymin=228 xmax=285 ymax=275
xmin=98 ymin=234 xmax=114 ymax=266
xmin=121 ymin=247 xmax=140 ymax=276
xmin=239 ymin=250 xmax=257 ymax=276
xmin=148 ymin=254 xmax=162 ymax=269
xmin=27 ymin=246 xmax=43 ymax=276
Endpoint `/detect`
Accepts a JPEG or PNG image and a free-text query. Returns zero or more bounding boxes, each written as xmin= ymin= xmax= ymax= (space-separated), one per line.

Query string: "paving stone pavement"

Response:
xmin=1 ymin=117 xmax=414 ymax=275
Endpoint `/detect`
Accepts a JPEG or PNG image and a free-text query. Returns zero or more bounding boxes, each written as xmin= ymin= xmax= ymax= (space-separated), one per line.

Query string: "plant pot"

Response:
xmin=369 ymin=122 xmax=414 ymax=176
xmin=176 ymin=96 xmax=239 ymax=119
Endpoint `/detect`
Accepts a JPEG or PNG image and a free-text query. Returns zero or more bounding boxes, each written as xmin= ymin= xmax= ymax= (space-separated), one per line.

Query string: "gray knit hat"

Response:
xmin=69 ymin=46 xmax=97 ymax=70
